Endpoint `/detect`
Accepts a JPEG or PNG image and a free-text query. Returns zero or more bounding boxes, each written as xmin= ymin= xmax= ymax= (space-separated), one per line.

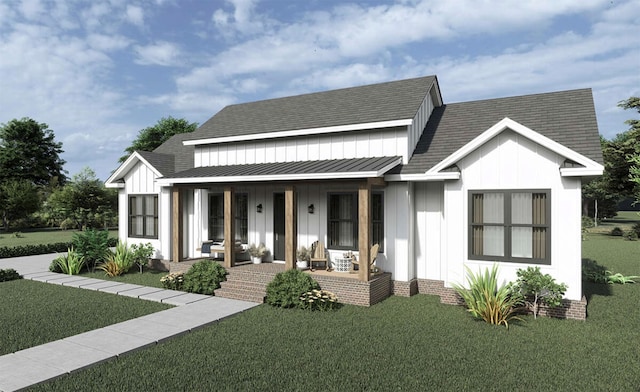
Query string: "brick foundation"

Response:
xmin=391 ymin=278 xmax=418 ymax=297
xmin=415 ymin=278 xmax=587 ymax=320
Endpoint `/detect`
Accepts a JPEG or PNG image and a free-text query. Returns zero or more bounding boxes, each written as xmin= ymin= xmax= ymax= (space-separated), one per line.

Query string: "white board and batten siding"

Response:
xmin=194 ymin=127 xmax=408 ymax=168
xmin=119 ymin=161 xmax=164 ymax=257
xmin=422 ymin=130 xmax=583 ymax=300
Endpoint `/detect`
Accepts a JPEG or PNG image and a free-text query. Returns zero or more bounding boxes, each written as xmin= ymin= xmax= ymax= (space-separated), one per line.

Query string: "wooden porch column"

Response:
xmin=358 ymin=180 xmax=372 ymax=281
xmin=223 ymin=187 xmax=235 ymax=268
xmin=172 ymin=186 xmax=183 ymax=263
xmin=284 ymin=185 xmax=297 ymax=270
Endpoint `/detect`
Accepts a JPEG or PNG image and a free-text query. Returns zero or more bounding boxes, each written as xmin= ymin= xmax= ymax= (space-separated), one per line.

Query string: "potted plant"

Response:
xmin=248 ymin=243 xmax=268 ymax=264
xmin=296 ymin=246 xmax=310 ymax=269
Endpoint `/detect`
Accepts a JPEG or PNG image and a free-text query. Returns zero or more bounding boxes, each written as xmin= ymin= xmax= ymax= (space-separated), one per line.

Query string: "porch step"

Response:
xmin=214 ymin=268 xmax=274 ymax=303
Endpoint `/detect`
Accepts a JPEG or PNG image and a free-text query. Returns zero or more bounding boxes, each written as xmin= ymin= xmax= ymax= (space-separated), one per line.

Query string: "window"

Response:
xmin=128 ymin=195 xmax=158 ymax=239
xmin=328 ymin=192 xmax=384 ymax=251
xmin=469 ymin=190 xmax=550 ymax=264
xmin=208 ymin=193 xmax=248 ymax=243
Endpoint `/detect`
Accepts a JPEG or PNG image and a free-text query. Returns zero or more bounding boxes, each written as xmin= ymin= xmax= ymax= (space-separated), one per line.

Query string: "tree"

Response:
xmin=582 ymin=97 xmax=640 ymax=217
xmin=0 ymin=118 xmax=67 ymax=185
xmin=0 ymin=179 xmax=41 ymax=230
xmin=119 ymin=116 xmax=198 ymax=162
xmin=618 ymin=97 xmax=640 ymax=203
xmin=43 ymin=167 xmax=117 ymax=230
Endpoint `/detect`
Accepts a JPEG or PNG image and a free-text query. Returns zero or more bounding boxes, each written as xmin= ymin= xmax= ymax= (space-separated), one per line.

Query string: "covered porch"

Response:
xmin=161 ymin=156 xmax=402 ymax=284
xmin=169 ymin=261 xmax=392 ymax=306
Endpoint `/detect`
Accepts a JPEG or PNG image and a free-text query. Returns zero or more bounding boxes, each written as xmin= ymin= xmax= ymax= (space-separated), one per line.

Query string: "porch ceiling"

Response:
xmin=156 ymin=156 xmax=402 ymax=185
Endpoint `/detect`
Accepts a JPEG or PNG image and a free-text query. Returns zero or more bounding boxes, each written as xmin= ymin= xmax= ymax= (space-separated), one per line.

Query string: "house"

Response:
xmin=106 ymin=75 xmax=603 ymax=318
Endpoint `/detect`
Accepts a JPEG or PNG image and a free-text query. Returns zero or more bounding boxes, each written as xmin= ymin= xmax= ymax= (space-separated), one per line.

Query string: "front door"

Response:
xmin=273 ymin=193 xmax=286 ymax=260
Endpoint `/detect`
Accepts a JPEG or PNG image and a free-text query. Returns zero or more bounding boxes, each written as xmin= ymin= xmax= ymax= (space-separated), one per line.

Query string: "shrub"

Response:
xmin=452 ymin=265 xmax=523 ymax=328
xmin=72 ymin=229 xmax=110 ymax=272
xmin=0 ymin=268 xmax=22 ymax=282
xmin=131 ymin=243 xmax=155 ymax=273
xmin=582 ymin=259 xmax=639 ymax=284
xmin=266 ymin=269 xmax=320 ymax=308
xmin=299 ymin=289 xmax=339 ymax=311
xmin=632 ymin=222 xmax=640 ymax=237
xmin=610 ymin=227 xmax=624 ymax=236
xmin=581 ymin=215 xmax=595 ymax=229
xmin=583 ymin=258 xmax=608 ymax=283
xmin=508 ymin=266 xmax=567 ymax=319
xmin=161 ymin=272 xmax=184 ymax=290
xmin=53 ymin=248 xmax=86 ymax=275
xmin=98 ymin=241 xmax=134 ymax=277
xmin=183 ymin=260 xmax=227 ymax=295
xmin=0 ymin=242 xmax=72 ymax=259
xmin=625 ymin=230 xmax=638 ymax=241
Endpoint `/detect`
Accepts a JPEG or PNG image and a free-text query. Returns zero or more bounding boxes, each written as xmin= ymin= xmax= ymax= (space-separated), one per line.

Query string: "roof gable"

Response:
xmin=396 ymin=88 xmax=604 ymax=175
xmin=105 ymin=151 xmax=174 ymax=188
xmin=185 ymin=75 xmax=439 ymax=144
xmin=428 ymin=117 xmax=603 ymax=177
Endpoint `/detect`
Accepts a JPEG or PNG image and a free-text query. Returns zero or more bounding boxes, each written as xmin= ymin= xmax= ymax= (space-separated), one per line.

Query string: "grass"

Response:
xmin=0 ymin=280 xmax=172 ymax=356
xmin=588 ymin=210 xmax=640 ymax=235
xmin=29 ymin=231 xmax=640 ymax=391
xmin=0 ymin=229 xmax=117 ymax=248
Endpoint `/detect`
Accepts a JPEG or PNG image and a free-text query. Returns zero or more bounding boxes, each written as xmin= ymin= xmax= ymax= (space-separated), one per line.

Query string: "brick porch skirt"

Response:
xmin=413 ymin=278 xmax=587 ymax=321
xmin=153 ymin=260 xmax=587 ymax=319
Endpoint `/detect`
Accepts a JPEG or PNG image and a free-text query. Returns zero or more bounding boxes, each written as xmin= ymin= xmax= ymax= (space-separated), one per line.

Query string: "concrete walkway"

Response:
xmin=0 ymin=254 xmax=260 ymax=392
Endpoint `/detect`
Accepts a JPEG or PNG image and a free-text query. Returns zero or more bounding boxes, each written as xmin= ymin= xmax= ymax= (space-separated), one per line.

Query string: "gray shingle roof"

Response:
xmin=152 ymin=133 xmax=194 ymax=173
xmin=188 ymin=75 xmax=438 ymax=140
xmin=137 ymin=151 xmax=175 ymax=176
xmin=395 ymin=88 xmax=603 ymax=174
xmin=164 ymin=156 xmax=401 ymax=181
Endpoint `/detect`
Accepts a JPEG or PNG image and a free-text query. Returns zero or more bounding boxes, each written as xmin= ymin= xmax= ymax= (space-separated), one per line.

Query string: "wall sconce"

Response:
xmin=257 ymin=204 xmax=263 ymax=213
xmin=308 ymin=204 xmax=314 ymax=214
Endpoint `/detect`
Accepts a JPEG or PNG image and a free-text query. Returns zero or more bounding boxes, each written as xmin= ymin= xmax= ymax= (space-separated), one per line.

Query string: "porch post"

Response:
xmin=172 ymin=186 xmax=183 ymax=263
xmin=224 ymin=187 xmax=235 ymax=268
xmin=284 ymin=185 xmax=296 ymax=269
xmin=358 ymin=180 xmax=372 ymax=281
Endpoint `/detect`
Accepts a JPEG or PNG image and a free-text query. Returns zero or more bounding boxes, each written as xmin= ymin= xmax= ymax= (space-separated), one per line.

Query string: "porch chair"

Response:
xmin=309 ymin=241 xmax=328 ymax=272
xmin=350 ymin=243 xmax=380 ymax=275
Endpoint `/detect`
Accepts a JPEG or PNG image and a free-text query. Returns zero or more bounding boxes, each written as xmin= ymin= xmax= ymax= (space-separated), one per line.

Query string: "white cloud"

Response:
xmin=18 ymin=0 xmax=45 ymax=20
xmin=125 ymin=5 xmax=145 ymax=27
xmin=212 ymin=0 xmax=274 ymax=37
xmin=87 ymin=33 xmax=131 ymax=52
xmin=134 ymin=41 xmax=182 ymax=66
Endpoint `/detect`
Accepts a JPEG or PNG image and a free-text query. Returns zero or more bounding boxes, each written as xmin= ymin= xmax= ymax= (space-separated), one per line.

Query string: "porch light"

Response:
xmin=257 ymin=203 xmax=263 ymax=213
xmin=308 ymin=204 xmax=314 ymax=214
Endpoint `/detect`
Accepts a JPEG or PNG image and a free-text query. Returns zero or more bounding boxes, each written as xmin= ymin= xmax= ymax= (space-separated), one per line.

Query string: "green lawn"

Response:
xmin=0 ymin=279 xmax=172 ymax=356
xmin=588 ymin=210 xmax=640 ymax=235
xmin=29 ymin=232 xmax=640 ymax=391
xmin=0 ymin=229 xmax=117 ymax=248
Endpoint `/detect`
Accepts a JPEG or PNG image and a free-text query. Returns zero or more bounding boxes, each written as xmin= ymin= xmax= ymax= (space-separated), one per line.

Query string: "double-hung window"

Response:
xmin=328 ymin=192 xmax=384 ymax=251
xmin=469 ymin=190 xmax=550 ymax=264
xmin=128 ymin=195 xmax=158 ymax=239
xmin=208 ymin=193 xmax=248 ymax=243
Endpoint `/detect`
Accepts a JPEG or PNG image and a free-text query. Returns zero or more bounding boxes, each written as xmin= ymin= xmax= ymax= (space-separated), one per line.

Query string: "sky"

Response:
xmin=1 ymin=0 xmax=639 ymax=181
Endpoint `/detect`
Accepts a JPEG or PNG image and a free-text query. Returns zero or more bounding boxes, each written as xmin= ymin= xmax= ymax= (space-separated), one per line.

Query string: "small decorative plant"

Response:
xmin=161 ymin=272 xmax=184 ymax=290
xmin=131 ymin=242 xmax=155 ymax=273
xmin=98 ymin=241 xmax=134 ymax=277
xmin=508 ymin=266 xmax=567 ymax=319
xmin=582 ymin=259 xmax=638 ymax=284
xmin=299 ymin=289 xmax=339 ymax=311
xmin=452 ymin=264 xmax=523 ymax=328
xmin=72 ymin=229 xmax=110 ymax=272
xmin=296 ymin=246 xmax=311 ymax=262
xmin=53 ymin=247 xmax=86 ymax=275
xmin=248 ymin=243 xmax=268 ymax=258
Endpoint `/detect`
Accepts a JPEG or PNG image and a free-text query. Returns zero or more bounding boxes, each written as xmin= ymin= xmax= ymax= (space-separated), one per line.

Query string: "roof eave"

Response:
xmin=183 ymin=119 xmax=413 ymax=146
